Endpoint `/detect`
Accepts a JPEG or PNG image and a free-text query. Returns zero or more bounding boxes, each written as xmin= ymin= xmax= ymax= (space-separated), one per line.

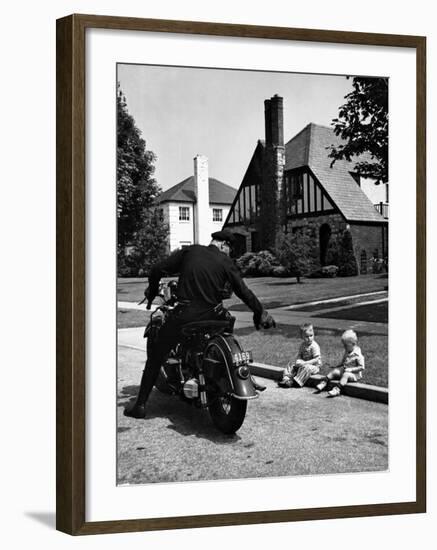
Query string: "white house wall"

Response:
xmin=162 ymin=201 xmax=231 ymax=252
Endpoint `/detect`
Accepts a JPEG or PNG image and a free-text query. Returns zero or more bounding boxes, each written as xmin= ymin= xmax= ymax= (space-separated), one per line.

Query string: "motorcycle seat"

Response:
xmin=181 ymin=320 xmax=230 ymax=337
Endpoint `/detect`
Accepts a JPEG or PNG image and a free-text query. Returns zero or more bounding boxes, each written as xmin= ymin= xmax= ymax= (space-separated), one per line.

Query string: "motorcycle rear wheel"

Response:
xmin=204 ymin=339 xmax=247 ymax=434
xmin=208 ymin=394 xmax=247 ymax=435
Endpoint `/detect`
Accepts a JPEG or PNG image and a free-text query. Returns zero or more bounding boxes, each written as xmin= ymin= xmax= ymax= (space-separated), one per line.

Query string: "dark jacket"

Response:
xmin=148 ymin=244 xmax=263 ymax=316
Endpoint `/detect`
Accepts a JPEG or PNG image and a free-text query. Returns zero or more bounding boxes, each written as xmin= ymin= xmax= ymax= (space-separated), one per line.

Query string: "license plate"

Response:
xmin=233 ymin=350 xmax=253 ymax=366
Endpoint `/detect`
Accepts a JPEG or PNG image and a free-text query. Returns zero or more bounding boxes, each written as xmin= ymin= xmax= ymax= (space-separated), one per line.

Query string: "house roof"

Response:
xmin=158 ymin=176 xmax=236 ymax=205
xmin=285 ymin=123 xmax=385 ymax=223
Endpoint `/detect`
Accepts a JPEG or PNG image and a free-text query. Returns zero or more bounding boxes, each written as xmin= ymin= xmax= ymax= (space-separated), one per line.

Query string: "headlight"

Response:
xmin=237 ymin=366 xmax=250 ymax=379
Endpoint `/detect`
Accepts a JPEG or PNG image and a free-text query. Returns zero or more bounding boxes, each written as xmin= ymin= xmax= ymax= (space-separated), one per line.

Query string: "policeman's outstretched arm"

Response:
xmin=227 ymin=263 xmax=276 ymax=330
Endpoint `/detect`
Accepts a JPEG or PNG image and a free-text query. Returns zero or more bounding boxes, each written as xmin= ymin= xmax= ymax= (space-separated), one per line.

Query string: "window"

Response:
xmin=290 ymin=174 xmax=304 ymax=199
xmin=179 ymin=206 xmax=190 ymax=221
xmin=158 ymin=208 xmax=164 ymax=222
xmin=212 ymin=208 xmax=223 ymax=222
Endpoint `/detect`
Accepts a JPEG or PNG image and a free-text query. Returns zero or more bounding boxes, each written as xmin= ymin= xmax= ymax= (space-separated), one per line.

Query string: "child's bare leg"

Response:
xmin=328 ymin=371 xmax=356 ymax=397
xmin=339 ymin=371 xmax=357 ymax=387
xmin=316 ymin=368 xmax=341 ymax=392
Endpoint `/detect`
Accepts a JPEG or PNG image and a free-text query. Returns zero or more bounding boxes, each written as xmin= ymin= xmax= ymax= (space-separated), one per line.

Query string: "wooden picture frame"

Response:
xmin=56 ymin=13 xmax=426 ymax=535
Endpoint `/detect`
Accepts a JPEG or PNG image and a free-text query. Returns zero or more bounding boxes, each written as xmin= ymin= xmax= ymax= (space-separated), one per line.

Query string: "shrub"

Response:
xmin=325 ymin=238 xmax=340 ymax=266
xmin=309 ymin=265 xmax=339 ymax=278
xmin=276 ymin=230 xmax=316 ymax=283
xmin=371 ymin=257 xmax=386 ymax=274
xmin=321 ymin=265 xmax=338 ymax=278
xmin=271 ymin=265 xmax=290 ymax=277
xmin=236 ymin=250 xmax=280 ymax=277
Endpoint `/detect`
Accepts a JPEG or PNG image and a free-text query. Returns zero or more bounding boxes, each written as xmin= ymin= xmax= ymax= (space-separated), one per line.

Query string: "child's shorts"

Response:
xmin=329 ymin=368 xmax=358 ymax=383
xmin=281 ymin=362 xmax=320 ymax=387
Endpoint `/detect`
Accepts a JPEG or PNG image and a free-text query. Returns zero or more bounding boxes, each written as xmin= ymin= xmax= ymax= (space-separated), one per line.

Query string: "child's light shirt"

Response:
xmin=297 ymin=340 xmax=322 ymax=366
xmin=341 ymin=345 xmax=365 ymax=380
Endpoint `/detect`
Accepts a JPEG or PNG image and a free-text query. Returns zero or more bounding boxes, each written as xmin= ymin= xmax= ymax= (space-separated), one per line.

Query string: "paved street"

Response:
xmin=117 ymin=337 xmax=388 ymax=485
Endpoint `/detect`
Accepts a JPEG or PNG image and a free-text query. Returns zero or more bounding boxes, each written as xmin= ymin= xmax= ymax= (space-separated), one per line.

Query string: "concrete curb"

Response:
xmin=250 ymin=362 xmax=388 ymax=404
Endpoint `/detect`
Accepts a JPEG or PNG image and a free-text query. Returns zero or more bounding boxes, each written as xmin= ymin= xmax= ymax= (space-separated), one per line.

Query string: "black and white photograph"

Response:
xmin=116 ymin=64 xmax=389 ymax=485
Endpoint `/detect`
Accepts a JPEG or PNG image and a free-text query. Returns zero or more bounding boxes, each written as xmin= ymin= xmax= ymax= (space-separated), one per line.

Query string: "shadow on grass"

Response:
xmin=262 ymin=280 xmax=300 ymax=287
xmin=118 ymin=385 xmax=241 ymax=444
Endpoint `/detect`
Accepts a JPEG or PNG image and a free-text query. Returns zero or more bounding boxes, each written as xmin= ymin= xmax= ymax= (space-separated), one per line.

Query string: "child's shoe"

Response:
xmin=327 ymin=386 xmax=341 ymax=397
xmin=278 ymin=378 xmax=293 ymax=388
xmin=314 ymin=380 xmax=327 ymax=393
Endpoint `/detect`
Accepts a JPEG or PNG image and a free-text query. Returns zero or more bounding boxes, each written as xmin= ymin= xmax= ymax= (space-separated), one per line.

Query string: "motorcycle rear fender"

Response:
xmin=205 ymin=334 xmax=258 ymax=399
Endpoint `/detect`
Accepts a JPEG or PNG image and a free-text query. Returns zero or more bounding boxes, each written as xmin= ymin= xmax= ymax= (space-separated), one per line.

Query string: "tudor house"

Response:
xmin=223 ymin=95 xmax=388 ymax=273
xmin=158 ymin=155 xmax=236 ymax=252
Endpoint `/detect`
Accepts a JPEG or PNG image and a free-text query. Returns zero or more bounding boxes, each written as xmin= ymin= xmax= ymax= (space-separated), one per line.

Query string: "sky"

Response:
xmin=117 ymin=64 xmax=354 ymax=191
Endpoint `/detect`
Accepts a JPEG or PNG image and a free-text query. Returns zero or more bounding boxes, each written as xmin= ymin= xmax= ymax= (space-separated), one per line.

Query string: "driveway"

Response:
xmin=117 ymin=342 xmax=388 ymax=485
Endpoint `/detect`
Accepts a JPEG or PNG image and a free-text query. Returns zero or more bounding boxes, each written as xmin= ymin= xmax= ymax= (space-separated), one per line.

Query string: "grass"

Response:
xmin=235 ymin=324 xmax=388 ymax=388
xmin=118 ymin=273 xmax=388 ymax=309
xmin=117 ymin=309 xmax=150 ymax=329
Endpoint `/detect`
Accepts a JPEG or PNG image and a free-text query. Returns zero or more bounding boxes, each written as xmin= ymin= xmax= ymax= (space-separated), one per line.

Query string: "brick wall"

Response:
xmin=286 ymin=215 xmax=387 ymax=274
xmin=286 ymin=213 xmax=346 ymax=268
xmin=349 ymin=223 xmax=387 ymax=273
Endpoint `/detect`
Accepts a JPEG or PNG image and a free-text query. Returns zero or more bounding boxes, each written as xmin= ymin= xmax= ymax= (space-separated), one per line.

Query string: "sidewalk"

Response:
xmin=230 ymin=308 xmax=388 ymax=335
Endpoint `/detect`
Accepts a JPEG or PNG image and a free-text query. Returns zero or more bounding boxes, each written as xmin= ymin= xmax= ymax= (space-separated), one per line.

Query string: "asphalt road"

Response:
xmin=117 ymin=346 xmax=388 ymax=485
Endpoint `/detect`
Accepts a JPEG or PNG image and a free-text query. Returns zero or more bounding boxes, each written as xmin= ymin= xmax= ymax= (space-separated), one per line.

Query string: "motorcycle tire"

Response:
xmin=208 ymin=394 xmax=247 ymax=435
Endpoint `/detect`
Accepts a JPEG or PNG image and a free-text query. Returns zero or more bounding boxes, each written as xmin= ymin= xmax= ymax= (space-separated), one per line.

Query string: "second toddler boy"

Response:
xmin=278 ymin=323 xmax=322 ymax=388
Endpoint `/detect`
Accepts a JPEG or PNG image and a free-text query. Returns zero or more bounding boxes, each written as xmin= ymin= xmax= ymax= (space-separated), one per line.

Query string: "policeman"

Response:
xmin=124 ymin=229 xmax=276 ymax=419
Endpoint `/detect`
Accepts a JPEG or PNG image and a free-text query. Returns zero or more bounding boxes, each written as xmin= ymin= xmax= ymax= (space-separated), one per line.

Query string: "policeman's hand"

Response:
xmin=261 ymin=311 xmax=276 ymax=329
xmin=253 ymin=310 xmax=276 ymax=330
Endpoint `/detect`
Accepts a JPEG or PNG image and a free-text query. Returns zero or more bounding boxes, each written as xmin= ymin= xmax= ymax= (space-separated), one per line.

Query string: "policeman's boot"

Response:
xmin=124 ymin=368 xmax=154 ymax=419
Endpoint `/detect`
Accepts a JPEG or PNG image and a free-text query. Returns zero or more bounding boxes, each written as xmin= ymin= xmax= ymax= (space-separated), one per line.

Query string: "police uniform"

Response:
xmin=125 ymin=231 xmax=270 ymax=418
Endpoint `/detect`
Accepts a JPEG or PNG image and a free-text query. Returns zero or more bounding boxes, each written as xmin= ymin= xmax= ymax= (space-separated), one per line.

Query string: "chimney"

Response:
xmin=265 ymin=94 xmax=284 ymax=147
xmin=260 ymin=95 xmax=285 ymax=249
xmin=193 ymin=155 xmax=210 ymax=245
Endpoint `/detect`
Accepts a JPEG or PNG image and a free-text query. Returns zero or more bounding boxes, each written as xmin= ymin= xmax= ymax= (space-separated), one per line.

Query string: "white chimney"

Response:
xmin=193 ymin=155 xmax=210 ymax=245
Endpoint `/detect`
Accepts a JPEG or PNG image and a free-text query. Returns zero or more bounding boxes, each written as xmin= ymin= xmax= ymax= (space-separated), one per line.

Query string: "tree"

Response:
xmin=117 ymin=85 xmax=168 ymax=275
xmin=120 ymin=209 xmax=169 ymax=277
xmin=329 ymin=77 xmax=388 ymax=182
xmin=276 ymin=230 xmax=315 ymax=283
xmin=337 ymin=229 xmax=358 ymax=277
xmin=117 ymin=85 xmax=161 ymax=250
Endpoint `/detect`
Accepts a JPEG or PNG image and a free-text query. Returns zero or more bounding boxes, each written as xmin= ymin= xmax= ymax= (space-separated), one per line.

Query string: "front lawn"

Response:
xmin=118 ymin=273 xmax=388 ymax=310
xmin=235 ymin=324 xmax=388 ymax=388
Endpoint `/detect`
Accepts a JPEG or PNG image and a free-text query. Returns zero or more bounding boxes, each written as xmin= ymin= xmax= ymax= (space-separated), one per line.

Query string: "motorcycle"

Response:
xmin=143 ymin=281 xmax=259 ymax=434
